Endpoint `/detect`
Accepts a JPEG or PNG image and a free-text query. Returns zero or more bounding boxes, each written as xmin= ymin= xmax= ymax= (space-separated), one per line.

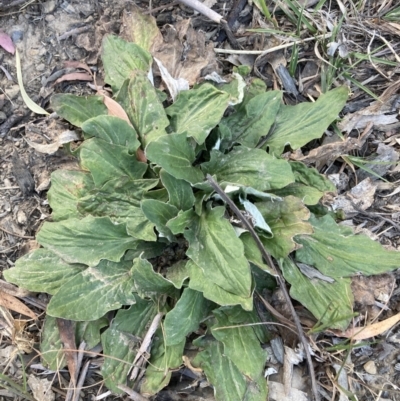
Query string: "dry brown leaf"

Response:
xmin=56 ymin=318 xmax=78 ymax=385
xmin=0 ymin=290 xmax=36 ymax=319
xmin=99 ymin=92 xmax=133 ymax=125
xmin=333 ymin=312 xmax=400 ymax=340
xmin=28 ymin=375 xmax=55 ymax=401
xmin=54 ymin=72 xmax=93 ymax=85
xmin=339 ymin=80 xmax=400 ymax=133
xmin=63 ymin=60 xmax=93 ymax=76
xmin=25 ymin=130 xmax=81 ymax=155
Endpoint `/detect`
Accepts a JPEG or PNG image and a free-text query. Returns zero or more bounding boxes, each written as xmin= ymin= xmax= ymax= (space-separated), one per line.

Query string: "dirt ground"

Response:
xmin=0 ymin=0 xmax=400 ymax=400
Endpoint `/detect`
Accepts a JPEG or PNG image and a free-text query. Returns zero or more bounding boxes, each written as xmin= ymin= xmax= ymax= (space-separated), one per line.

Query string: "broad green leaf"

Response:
xmin=16 ymin=49 xmax=49 ymax=115
xmin=81 ymin=115 xmax=140 ymax=153
xmin=295 ymin=214 xmax=400 ymax=277
xmin=76 ymin=317 xmax=108 ymax=349
xmin=145 ymin=133 xmax=204 ymax=184
xmin=240 ymin=233 xmax=276 ymax=276
xmin=48 ymin=170 xmax=95 ymax=221
xmin=166 ymin=209 xmax=196 ymax=235
xmin=212 ymin=308 xmax=268 ymax=380
xmin=3 ymin=249 xmax=84 ymax=295
xmin=79 ymin=138 xmax=147 ymax=187
xmin=265 ymin=86 xmax=349 ymax=155
xmin=202 ymin=147 xmax=294 ymax=191
xmin=102 ymin=35 xmax=152 ymax=93
xmin=132 ymin=257 xmax=178 ymax=298
xmin=272 ymin=182 xmax=325 ymax=206
xmin=115 ymin=72 xmax=169 ymax=145
xmin=40 ymin=316 xmax=65 ymax=370
xmin=141 ymin=199 xmax=178 ymax=240
xmin=122 ymin=7 xmax=161 ymax=52
xmin=164 ymin=288 xmax=211 ymax=346
xmin=187 ymin=260 xmax=253 ymax=311
xmin=51 ymin=94 xmax=107 ymax=127
xmin=166 ymin=83 xmax=230 ymax=144
xmin=160 ymin=170 xmax=195 ymax=211
xmin=47 ymin=260 xmax=136 ymax=321
xmin=219 ymin=90 xmax=282 ymax=149
xmin=193 ymin=340 xmax=267 ymax=401
xmin=37 ymin=216 xmax=138 ymax=266
xmin=184 ymin=206 xmax=252 ymax=297
xmin=41 ymin=316 xmax=108 ymax=371
xmin=101 ymin=297 xmax=158 ymax=394
xmin=281 ymin=258 xmax=353 ymax=330
xmin=78 ymin=177 xmax=158 ymax=241
xmin=101 ymin=327 xmax=137 ymax=394
xmin=256 ymin=196 xmax=313 ymax=259
xmin=165 ymin=260 xmax=190 ymax=289
xmin=141 ymin=329 xmax=185 ymax=396
xmin=272 ymin=161 xmax=336 ymax=205
xmin=216 ymin=72 xmax=246 ymax=105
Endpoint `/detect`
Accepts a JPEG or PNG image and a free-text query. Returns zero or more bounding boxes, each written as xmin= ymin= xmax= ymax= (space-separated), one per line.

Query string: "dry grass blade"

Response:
xmin=15 ymin=49 xmax=49 ymax=115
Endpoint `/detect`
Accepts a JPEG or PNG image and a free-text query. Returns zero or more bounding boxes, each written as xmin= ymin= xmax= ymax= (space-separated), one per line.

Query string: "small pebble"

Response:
xmin=45 ymin=15 xmax=55 ymax=22
xmin=363 ymin=360 xmax=377 ymax=375
xmin=17 ymin=210 xmax=27 ymax=225
xmin=0 ymin=111 xmax=7 ymax=123
xmin=5 ymin=85 xmax=20 ymax=100
xmin=36 ymin=63 xmax=46 ymax=72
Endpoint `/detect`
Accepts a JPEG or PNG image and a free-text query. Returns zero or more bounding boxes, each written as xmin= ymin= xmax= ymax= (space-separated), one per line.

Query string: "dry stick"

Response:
xmin=176 ymin=0 xmax=240 ymax=49
xmin=130 ymin=312 xmax=164 ymax=380
xmin=117 ymin=384 xmax=149 ymax=401
xmin=206 ymin=174 xmax=320 ymax=401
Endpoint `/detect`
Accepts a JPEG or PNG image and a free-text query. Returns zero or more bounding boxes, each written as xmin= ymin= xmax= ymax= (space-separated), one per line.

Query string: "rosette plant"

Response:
xmin=5 ymin=32 xmax=400 ymax=400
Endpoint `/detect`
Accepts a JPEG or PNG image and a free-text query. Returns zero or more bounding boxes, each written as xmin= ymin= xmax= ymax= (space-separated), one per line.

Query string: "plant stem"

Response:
xmin=206 ymin=174 xmax=320 ymax=401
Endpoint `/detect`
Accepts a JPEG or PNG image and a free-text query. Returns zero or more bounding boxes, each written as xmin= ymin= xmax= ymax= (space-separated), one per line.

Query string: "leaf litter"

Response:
xmin=0 ymin=0 xmax=398 ymax=400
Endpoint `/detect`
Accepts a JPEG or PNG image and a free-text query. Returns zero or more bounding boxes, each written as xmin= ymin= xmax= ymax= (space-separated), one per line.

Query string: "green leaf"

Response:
xmin=101 ymin=35 xmax=152 ymax=93
xmin=141 ymin=199 xmax=178 ymax=240
xmin=256 ymin=196 xmax=313 ymax=259
xmin=187 ymin=260 xmax=253 ymax=311
xmin=122 ymin=7 xmax=161 ymax=52
xmin=141 ymin=329 xmax=185 ymax=396
xmin=51 ymin=94 xmax=107 ymax=127
xmin=166 ymin=209 xmax=196 ymax=235
xmin=160 ymin=170 xmax=195 ymax=211
xmin=115 ymin=72 xmax=169 ymax=145
xmin=41 ymin=316 xmax=108 ymax=371
xmin=164 ymin=288 xmax=211 ymax=346
xmin=146 ymin=133 xmax=204 ymax=184
xmin=47 ymin=260 xmax=136 ymax=321
xmin=3 ymin=249 xmax=84 ymax=295
xmin=78 ymin=177 xmax=158 ymax=241
xmin=193 ymin=340 xmax=267 ymax=401
xmin=81 ymin=115 xmax=140 ymax=153
xmin=212 ymin=308 xmax=268 ymax=380
xmin=281 ymin=258 xmax=353 ymax=330
xmin=48 ymin=170 xmax=95 ymax=221
xmin=40 ymin=316 xmax=65 ymax=370
xmin=37 ymin=216 xmax=138 ymax=266
xmin=79 ymin=138 xmax=147 ymax=187
xmin=166 ymin=83 xmax=230 ymax=144
xmin=295 ymin=214 xmax=400 ymax=277
xmin=219 ymin=90 xmax=282 ymax=149
xmin=265 ymin=86 xmax=349 ymax=154
xmin=101 ymin=298 xmax=158 ymax=394
xmin=184 ymin=206 xmax=252 ymax=297
xmin=240 ymin=233 xmax=276 ymax=276
xmin=132 ymin=257 xmax=178 ymax=298
xmin=272 ymin=161 xmax=336 ymax=205
xmin=165 ymin=260 xmax=190 ymax=289
xmin=101 ymin=327 xmax=137 ymax=394
xmin=202 ymin=147 xmax=294 ymax=191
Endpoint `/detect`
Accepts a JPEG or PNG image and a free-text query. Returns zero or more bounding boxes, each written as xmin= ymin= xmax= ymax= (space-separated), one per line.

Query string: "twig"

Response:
xmin=176 ymin=0 xmax=240 ymax=49
xmin=0 ymin=225 xmax=34 ymax=239
xmin=57 ymin=26 xmax=90 ymax=41
xmin=130 ymin=312 xmax=163 ymax=380
xmin=206 ymin=174 xmax=320 ymax=401
xmin=143 ymin=1 xmax=180 ymax=14
xmin=214 ymin=32 xmax=333 ymax=54
xmin=117 ymin=384 xmax=149 ymax=401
